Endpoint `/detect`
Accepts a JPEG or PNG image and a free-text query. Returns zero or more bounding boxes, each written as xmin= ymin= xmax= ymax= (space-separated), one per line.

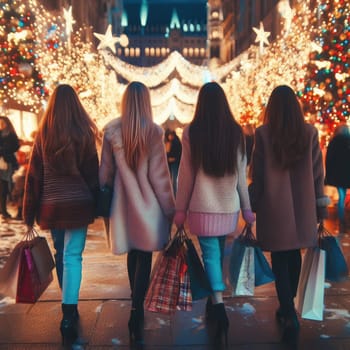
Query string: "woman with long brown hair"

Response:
xmin=174 ymin=82 xmax=255 ymax=346
xmin=23 ymin=84 xmax=99 ymax=345
xmin=249 ymin=85 xmax=329 ymax=345
xmin=99 ymin=81 xmax=175 ymax=345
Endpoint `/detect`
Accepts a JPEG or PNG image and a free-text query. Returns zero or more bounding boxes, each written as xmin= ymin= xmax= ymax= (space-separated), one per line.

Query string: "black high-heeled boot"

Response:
xmin=205 ymin=297 xmax=213 ymax=320
xmin=60 ymin=304 xmax=79 ymax=346
xmin=128 ymin=308 xmax=145 ymax=346
xmin=282 ymin=312 xmax=300 ymax=346
xmin=211 ymin=303 xmax=229 ymax=347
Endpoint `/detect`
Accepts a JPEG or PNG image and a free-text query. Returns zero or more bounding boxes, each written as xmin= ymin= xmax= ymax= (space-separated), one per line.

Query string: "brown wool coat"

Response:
xmin=250 ymin=124 xmax=327 ymax=252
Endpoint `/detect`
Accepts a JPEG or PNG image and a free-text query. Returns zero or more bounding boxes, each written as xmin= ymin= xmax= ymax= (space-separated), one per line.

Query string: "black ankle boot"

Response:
xmin=60 ymin=304 xmax=79 ymax=345
xmin=282 ymin=312 xmax=300 ymax=346
xmin=128 ymin=308 xmax=145 ymax=345
xmin=205 ymin=297 xmax=213 ymax=320
xmin=211 ymin=303 xmax=229 ymax=347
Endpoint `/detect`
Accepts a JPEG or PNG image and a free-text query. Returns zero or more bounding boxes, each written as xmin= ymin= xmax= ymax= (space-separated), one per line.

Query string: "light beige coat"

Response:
xmin=99 ymin=118 xmax=175 ymax=254
xmin=250 ymin=124 xmax=328 ymax=252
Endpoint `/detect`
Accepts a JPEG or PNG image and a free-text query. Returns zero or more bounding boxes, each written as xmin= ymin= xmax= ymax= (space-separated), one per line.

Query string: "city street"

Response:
xmin=0 ymin=201 xmax=350 ymax=349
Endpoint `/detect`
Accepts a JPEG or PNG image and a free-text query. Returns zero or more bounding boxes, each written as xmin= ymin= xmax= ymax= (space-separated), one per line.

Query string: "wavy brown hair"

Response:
xmin=121 ymin=81 xmax=153 ymax=171
xmin=189 ymin=82 xmax=244 ymax=177
xmin=263 ymin=85 xmax=307 ymax=169
xmin=38 ymin=84 xmax=98 ymax=173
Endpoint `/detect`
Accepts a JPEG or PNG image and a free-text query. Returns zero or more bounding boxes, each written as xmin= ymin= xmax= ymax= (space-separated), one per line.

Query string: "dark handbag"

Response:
xmin=96 ymin=185 xmax=113 ymax=217
xmin=183 ymin=232 xmax=212 ymax=300
xmin=318 ymin=223 xmax=348 ymax=282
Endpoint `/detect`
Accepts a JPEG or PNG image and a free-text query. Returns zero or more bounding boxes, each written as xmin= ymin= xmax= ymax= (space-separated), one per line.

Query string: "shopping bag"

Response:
xmin=318 ymin=224 xmax=348 ymax=282
xmin=30 ymin=236 xmax=55 ymax=284
xmin=295 ymin=247 xmax=325 ymax=321
xmin=184 ymin=235 xmax=212 ymax=300
xmin=177 ymin=261 xmax=192 ymax=311
xmin=145 ymin=230 xmax=186 ymax=314
xmin=0 ymin=240 xmax=27 ymax=298
xmin=232 ymin=246 xmax=255 ymax=296
xmin=254 ymin=247 xmax=275 ymax=286
xmin=16 ymin=246 xmax=53 ymax=303
xmin=229 ymin=225 xmax=256 ymax=296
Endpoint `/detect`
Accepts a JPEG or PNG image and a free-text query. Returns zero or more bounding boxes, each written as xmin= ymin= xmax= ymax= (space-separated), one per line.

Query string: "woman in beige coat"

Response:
xmin=99 ymin=82 xmax=175 ymax=345
xmin=249 ymin=85 xmax=329 ymax=345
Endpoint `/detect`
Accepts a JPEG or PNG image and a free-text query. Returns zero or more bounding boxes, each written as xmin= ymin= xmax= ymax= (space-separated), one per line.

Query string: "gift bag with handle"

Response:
xmin=318 ymin=223 xmax=348 ymax=282
xmin=295 ymin=247 xmax=326 ymax=321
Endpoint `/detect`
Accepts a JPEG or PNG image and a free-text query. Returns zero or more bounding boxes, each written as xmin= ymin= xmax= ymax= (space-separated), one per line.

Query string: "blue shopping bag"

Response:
xmin=318 ymin=224 xmax=348 ymax=282
xmin=254 ymin=247 xmax=275 ymax=286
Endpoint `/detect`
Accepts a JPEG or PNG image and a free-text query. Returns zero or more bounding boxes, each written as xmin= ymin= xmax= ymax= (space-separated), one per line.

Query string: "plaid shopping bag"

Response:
xmin=177 ymin=261 xmax=192 ymax=311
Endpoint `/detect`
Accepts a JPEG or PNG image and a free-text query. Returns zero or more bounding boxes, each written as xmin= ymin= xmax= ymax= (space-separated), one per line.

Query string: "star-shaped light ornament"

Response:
xmin=63 ymin=6 xmax=76 ymax=38
xmin=253 ymin=22 xmax=270 ymax=54
xmin=93 ymin=25 xmax=120 ymax=54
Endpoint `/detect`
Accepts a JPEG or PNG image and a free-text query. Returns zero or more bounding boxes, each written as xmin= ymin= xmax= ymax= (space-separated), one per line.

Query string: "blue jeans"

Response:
xmin=198 ymin=236 xmax=226 ymax=292
xmin=51 ymin=227 xmax=87 ymax=304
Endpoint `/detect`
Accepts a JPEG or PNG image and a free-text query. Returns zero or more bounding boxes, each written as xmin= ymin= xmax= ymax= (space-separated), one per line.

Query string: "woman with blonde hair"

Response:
xmin=23 ymin=84 xmax=99 ymax=345
xmin=99 ymin=81 xmax=175 ymax=345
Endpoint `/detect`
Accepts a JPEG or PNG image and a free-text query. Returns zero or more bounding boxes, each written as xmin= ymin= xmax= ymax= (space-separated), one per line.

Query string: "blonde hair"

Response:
xmin=121 ymin=81 xmax=153 ymax=171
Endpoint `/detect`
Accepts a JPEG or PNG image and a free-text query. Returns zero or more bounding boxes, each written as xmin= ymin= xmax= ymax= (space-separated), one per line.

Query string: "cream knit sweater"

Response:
xmin=175 ymin=126 xmax=252 ymax=236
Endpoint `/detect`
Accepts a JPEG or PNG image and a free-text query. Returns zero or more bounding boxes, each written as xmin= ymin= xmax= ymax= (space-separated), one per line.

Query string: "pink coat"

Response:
xmin=250 ymin=124 xmax=328 ymax=252
xmin=99 ymin=119 xmax=175 ymax=254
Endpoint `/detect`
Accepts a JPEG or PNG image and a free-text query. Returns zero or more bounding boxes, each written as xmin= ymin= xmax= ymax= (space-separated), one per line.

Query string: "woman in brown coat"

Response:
xmin=249 ymin=85 xmax=329 ymax=344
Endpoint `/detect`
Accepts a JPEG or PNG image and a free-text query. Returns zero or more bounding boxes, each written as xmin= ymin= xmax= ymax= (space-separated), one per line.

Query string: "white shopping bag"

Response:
xmin=295 ymin=247 xmax=326 ymax=321
xmin=232 ymin=246 xmax=255 ymax=296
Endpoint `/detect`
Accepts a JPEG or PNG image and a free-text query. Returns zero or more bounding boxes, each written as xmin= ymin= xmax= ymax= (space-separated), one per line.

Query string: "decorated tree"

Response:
xmin=0 ymin=0 xmax=47 ymax=113
xmin=300 ymin=0 xmax=350 ymax=136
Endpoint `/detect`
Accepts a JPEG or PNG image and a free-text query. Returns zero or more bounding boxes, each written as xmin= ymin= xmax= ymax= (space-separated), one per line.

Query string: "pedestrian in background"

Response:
xmin=174 ymin=82 xmax=255 ymax=346
xmin=165 ymin=128 xmax=182 ymax=195
xmin=0 ymin=116 xmax=20 ymax=219
xmin=23 ymin=84 xmax=99 ymax=346
xmin=99 ymin=81 xmax=175 ymax=346
xmin=249 ymin=85 xmax=329 ymax=345
xmin=325 ymin=123 xmax=350 ymax=234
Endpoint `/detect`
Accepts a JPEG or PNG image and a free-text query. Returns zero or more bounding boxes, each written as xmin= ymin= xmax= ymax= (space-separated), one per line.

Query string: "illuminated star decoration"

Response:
xmin=253 ymin=21 xmax=270 ymax=54
xmin=93 ymin=25 xmax=120 ymax=54
xmin=63 ymin=6 xmax=76 ymax=38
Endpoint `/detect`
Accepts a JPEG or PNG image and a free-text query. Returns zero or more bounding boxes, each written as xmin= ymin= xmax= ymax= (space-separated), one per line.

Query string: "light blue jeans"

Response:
xmin=51 ymin=227 xmax=87 ymax=304
xmin=198 ymin=236 xmax=226 ymax=292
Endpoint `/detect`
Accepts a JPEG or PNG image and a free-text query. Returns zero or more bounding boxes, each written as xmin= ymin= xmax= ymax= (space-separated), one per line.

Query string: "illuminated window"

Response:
xmin=212 ymin=11 xmax=219 ymax=19
xmin=150 ymin=47 xmax=155 ymax=56
xmin=183 ymin=23 xmax=188 ymax=32
xmin=200 ymin=48 xmax=205 ymax=56
xmin=183 ymin=48 xmax=188 ymax=56
xmin=117 ymin=48 xmax=122 ymax=56
xmin=194 ymin=48 xmax=199 ymax=56
xmin=189 ymin=48 xmax=193 ymax=57
xmin=156 ymin=48 xmax=160 ymax=56
xmin=125 ymin=48 xmax=129 ymax=56
xmin=161 ymin=47 xmax=167 ymax=56
xmin=190 ymin=23 xmax=194 ymax=32
xmin=145 ymin=47 xmax=149 ymax=56
xmin=135 ymin=48 xmax=140 ymax=56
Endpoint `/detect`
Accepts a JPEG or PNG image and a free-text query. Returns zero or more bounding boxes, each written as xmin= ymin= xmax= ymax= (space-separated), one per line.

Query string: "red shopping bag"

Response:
xmin=16 ymin=246 xmax=53 ymax=303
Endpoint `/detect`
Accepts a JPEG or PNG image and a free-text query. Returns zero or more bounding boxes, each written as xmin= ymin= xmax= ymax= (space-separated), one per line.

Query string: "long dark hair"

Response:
xmin=38 ymin=84 xmax=98 ymax=173
xmin=0 ymin=116 xmax=17 ymax=136
xmin=189 ymin=82 xmax=244 ymax=177
xmin=263 ymin=85 xmax=307 ymax=169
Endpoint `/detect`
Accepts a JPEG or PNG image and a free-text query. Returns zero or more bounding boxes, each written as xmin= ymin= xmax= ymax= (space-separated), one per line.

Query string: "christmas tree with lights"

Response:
xmin=0 ymin=0 xmax=47 ymax=113
xmin=301 ymin=0 xmax=350 ymax=135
